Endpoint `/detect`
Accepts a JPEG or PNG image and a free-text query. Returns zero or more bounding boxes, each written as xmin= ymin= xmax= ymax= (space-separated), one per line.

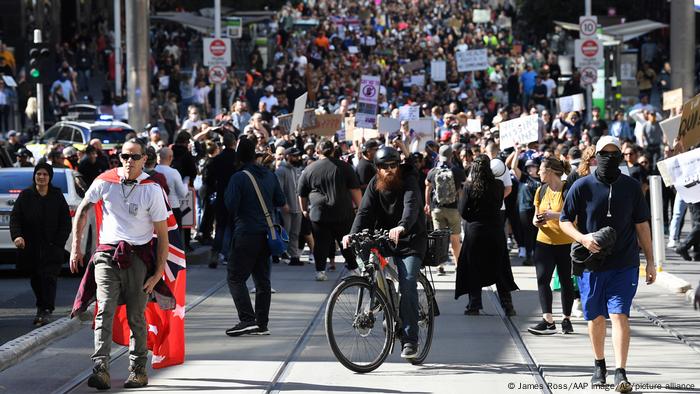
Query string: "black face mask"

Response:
xmin=595 ymin=151 xmax=622 ymax=184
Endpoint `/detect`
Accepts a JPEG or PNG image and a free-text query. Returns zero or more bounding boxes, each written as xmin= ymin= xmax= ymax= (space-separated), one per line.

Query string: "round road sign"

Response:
xmin=581 ymin=67 xmax=597 ymax=85
xmin=581 ymin=40 xmax=599 ymax=57
xmin=209 ymin=65 xmax=227 ymax=84
xmin=209 ymin=39 xmax=227 ymax=57
xmin=579 ymin=17 xmax=597 ymax=37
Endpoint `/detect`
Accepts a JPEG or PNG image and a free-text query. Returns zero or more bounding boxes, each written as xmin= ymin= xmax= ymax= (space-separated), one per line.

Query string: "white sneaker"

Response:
xmin=345 ymin=268 xmax=361 ymax=277
xmin=315 ymin=271 xmax=327 ymax=281
xmin=572 ymin=299 xmax=583 ymax=318
xmin=308 ymin=254 xmax=315 ymax=264
xmin=667 ymin=239 xmax=677 ymax=248
xmin=250 ymin=288 xmax=277 ymax=294
xmin=518 ymin=247 xmax=526 ymax=258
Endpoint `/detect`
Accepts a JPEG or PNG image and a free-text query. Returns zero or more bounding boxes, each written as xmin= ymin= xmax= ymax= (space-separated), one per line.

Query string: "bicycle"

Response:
xmin=324 ymin=229 xmax=440 ymax=373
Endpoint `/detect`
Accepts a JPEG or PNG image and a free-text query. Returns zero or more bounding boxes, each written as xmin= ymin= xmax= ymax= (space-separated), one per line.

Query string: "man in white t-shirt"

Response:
xmin=156 ymin=147 xmax=189 ymax=238
xmin=70 ymin=139 xmax=169 ymax=390
xmin=259 ymin=86 xmax=279 ymax=111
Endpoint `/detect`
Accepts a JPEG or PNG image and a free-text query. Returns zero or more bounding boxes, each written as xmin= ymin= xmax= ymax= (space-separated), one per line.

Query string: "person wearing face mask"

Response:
xmin=275 ymin=147 xmax=304 ymax=266
xmin=50 ymin=71 xmax=76 ymax=105
xmin=559 ymin=136 xmax=656 ymax=393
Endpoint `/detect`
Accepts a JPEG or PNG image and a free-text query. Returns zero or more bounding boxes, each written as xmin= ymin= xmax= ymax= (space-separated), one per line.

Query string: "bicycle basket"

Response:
xmin=423 ymin=229 xmax=451 ymax=267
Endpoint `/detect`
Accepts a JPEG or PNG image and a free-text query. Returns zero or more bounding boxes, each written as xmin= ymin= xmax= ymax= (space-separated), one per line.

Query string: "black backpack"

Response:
xmin=535 ymin=181 xmax=569 ymax=207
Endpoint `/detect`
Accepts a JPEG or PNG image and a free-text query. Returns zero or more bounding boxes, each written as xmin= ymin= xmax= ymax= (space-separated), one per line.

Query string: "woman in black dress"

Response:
xmin=455 ymin=155 xmax=518 ymax=316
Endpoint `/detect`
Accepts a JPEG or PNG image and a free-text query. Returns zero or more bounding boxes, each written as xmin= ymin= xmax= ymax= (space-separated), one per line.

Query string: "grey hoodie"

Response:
xmin=275 ymin=161 xmax=302 ymax=213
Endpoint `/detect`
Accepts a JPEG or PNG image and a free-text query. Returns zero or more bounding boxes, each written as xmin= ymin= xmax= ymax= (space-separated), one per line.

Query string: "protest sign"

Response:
xmin=663 ymin=88 xmax=683 ymax=111
xmin=473 ymin=9 xmax=491 ymax=23
xmin=401 ymin=60 xmax=424 ymax=73
xmin=409 ymin=74 xmax=426 ymax=87
xmin=399 ymin=105 xmax=420 ymax=121
xmin=467 ymin=118 xmax=482 ymax=133
xmin=378 ymin=116 xmax=401 ymax=134
xmin=307 ymin=114 xmax=343 ymax=136
xmin=556 ymin=94 xmax=585 ymax=113
xmin=456 ymin=49 xmax=488 ymax=73
xmin=351 ymin=128 xmax=380 ymax=142
xmin=660 ymin=115 xmax=681 ymax=145
xmin=344 ymin=116 xmax=355 ymax=141
xmin=431 ymin=60 xmax=446 ymax=82
xmin=278 ymin=109 xmax=316 ymax=133
xmin=408 ymin=118 xmax=434 ymax=137
xmin=498 ymin=115 xmax=539 ymax=149
xmin=356 ymin=75 xmax=380 ymax=128
xmin=679 ymin=93 xmax=700 ymax=149
xmin=290 ymin=92 xmax=308 ymax=133
xmin=180 ymin=188 xmax=197 ymax=229
xmin=657 ymin=148 xmax=700 ymax=203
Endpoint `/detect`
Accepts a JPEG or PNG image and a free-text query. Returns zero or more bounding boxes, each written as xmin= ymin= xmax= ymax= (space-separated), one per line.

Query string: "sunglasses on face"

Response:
xmin=598 ymin=151 xmax=621 ymax=158
xmin=377 ymin=162 xmax=399 ymax=170
xmin=120 ymin=153 xmax=143 ymax=161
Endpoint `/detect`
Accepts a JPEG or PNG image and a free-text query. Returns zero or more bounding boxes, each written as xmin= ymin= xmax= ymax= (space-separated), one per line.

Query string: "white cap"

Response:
xmin=490 ymin=158 xmax=506 ymax=177
xmin=595 ymin=135 xmax=621 ymax=153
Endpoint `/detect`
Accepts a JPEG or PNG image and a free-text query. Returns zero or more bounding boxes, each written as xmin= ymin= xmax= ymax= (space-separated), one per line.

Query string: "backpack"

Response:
xmin=536 ymin=181 xmax=568 ymax=206
xmin=434 ymin=167 xmax=457 ymax=206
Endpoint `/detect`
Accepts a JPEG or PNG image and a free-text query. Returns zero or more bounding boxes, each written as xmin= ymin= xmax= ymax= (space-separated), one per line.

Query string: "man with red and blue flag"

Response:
xmin=70 ymin=138 xmax=186 ymax=390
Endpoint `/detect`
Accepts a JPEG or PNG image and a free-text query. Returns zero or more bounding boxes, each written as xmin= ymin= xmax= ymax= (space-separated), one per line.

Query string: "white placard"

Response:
xmin=290 ymin=92 xmax=308 ymax=133
xmin=498 ymin=115 xmax=540 ymax=149
xmin=431 ymin=60 xmax=446 ymax=82
xmin=378 ymin=116 xmax=401 ymax=134
xmin=409 ymin=74 xmax=426 ymax=87
xmin=456 ymin=49 xmax=489 ymax=73
xmin=348 ymin=46 xmax=359 ymax=54
xmin=357 ymin=75 xmax=380 ymax=128
xmin=180 ymin=187 xmax=197 ymax=228
xmin=473 ymin=9 xmax=491 ymax=23
xmin=399 ymin=105 xmax=420 ymax=121
xmin=556 ymin=94 xmax=586 ymax=113
xmin=2 ymin=76 xmax=17 ymax=87
xmin=467 ymin=118 xmax=482 ymax=133
xmin=408 ymin=118 xmax=434 ymax=137
xmin=657 ymin=148 xmax=700 ymax=203
xmin=203 ymin=38 xmax=231 ymax=67
xmin=660 ymin=115 xmax=681 ymax=145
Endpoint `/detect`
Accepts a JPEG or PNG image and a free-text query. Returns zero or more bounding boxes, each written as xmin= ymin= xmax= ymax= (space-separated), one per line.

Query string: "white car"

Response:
xmin=0 ymin=168 xmax=96 ymax=270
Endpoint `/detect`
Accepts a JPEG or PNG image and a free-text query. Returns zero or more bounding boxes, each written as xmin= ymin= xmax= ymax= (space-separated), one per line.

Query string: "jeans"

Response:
xmin=669 ymin=193 xmax=687 ymax=242
xmin=311 ymin=220 xmax=357 ymax=272
xmin=227 ymin=233 xmax=272 ymax=326
xmin=395 ymin=254 xmax=421 ymax=345
xmin=92 ymin=251 xmax=148 ymax=368
xmin=281 ymin=212 xmax=302 ymax=259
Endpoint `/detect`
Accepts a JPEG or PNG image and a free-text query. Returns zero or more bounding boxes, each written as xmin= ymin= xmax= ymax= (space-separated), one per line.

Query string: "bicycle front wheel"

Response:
xmin=325 ymin=276 xmax=394 ymax=373
xmin=410 ymin=272 xmax=436 ymax=365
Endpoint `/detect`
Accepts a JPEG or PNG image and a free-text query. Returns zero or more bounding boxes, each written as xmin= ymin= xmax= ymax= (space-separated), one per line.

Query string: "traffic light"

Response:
xmin=28 ymin=42 xmax=49 ymax=84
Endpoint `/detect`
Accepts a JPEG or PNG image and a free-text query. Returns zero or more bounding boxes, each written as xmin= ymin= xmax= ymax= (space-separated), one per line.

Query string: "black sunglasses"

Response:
xmin=598 ymin=151 xmax=621 ymax=158
xmin=377 ymin=162 xmax=399 ymax=170
xmin=120 ymin=153 xmax=143 ymax=161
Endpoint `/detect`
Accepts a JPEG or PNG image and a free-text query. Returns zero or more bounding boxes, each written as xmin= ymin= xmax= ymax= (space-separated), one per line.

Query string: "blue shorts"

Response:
xmin=579 ymin=265 xmax=639 ymax=320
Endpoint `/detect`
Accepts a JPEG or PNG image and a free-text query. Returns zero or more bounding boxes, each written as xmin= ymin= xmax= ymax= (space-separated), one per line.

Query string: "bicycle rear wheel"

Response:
xmin=410 ymin=272 xmax=435 ymax=365
xmin=325 ymin=276 xmax=394 ymax=373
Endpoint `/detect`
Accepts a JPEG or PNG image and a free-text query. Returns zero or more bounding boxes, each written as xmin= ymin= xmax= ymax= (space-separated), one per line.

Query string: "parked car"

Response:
xmin=26 ymin=119 xmax=135 ymax=159
xmin=61 ymin=104 xmax=102 ymax=122
xmin=0 ymin=168 xmax=96 ymax=270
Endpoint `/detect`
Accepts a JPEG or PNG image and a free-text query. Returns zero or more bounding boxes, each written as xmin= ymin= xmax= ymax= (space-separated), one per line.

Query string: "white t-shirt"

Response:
xmin=259 ymin=95 xmax=279 ymax=111
xmin=499 ymin=170 xmax=513 ymax=211
xmin=86 ymin=169 xmax=169 ymax=245
xmin=155 ymin=164 xmax=188 ymax=209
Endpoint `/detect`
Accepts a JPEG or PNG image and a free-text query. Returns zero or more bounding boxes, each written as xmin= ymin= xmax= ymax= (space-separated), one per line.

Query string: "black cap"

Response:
xmin=284 ymin=147 xmax=302 ymax=156
xmin=362 ymin=139 xmax=380 ymax=152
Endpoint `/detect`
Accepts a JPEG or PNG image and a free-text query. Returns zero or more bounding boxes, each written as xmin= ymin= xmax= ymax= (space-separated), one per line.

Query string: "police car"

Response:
xmin=26 ymin=116 xmax=135 ymax=159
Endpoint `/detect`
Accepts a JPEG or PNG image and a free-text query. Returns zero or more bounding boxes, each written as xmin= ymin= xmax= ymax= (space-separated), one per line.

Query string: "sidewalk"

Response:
xmin=0 ymin=257 xmax=698 ymax=393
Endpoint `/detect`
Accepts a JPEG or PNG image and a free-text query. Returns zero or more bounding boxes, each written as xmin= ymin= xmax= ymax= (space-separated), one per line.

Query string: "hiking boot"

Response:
xmin=528 ymin=319 xmax=556 ymax=335
xmin=675 ymin=246 xmax=692 ymax=261
xmin=87 ymin=363 xmax=111 ymax=390
xmin=315 ymin=271 xmax=328 ymax=281
xmin=591 ymin=365 xmax=607 ymax=385
xmin=123 ymin=365 xmax=148 ymax=388
xmin=400 ymin=343 xmax=417 ymax=359
xmin=561 ymin=318 xmax=574 ymax=334
xmin=614 ymin=368 xmax=632 ymax=393
xmin=225 ymin=321 xmax=259 ymax=337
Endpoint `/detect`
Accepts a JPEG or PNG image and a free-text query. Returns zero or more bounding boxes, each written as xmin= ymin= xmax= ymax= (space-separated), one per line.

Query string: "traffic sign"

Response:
xmin=208 ymin=65 xmax=227 ymax=84
xmin=203 ymin=37 xmax=231 ymax=67
xmin=224 ymin=17 xmax=242 ymax=39
xmin=579 ymin=16 xmax=598 ymax=37
xmin=581 ymin=67 xmax=598 ymax=85
xmin=575 ymin=39 xmax=603 ymax=68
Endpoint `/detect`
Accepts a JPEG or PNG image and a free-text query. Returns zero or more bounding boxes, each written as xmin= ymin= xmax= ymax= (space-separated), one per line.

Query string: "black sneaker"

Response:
xmin=464 ymin=307 xmax=480 ymax=316
xmin=225 ymin=321 xmax=259 ymax=337
xmin=528 ymin=319 xmax=556 ymax=335
xmin=522 ymin=258 xmax=534 ymax=266
xmin=400 ymin=343 xmax=417 ymax=359
xmin=251 ymin=325 xmax=271 ymax=336
xmin=614 ymin=368 xmax=632 ymax=393
xmin=288 ymin=257 xmax=304 ymax=266
xmin=675 ymin=246 xmax=692 ymax=261
xmin=591 ymin=365 xmax=607 ymax=385
xmin=561 ymin=318 xmax=574 ymax=334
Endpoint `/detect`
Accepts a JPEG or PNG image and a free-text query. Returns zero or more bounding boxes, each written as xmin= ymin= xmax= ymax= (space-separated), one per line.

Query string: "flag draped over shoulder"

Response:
xmin=74 ymin=168 xmax=187 ymax=369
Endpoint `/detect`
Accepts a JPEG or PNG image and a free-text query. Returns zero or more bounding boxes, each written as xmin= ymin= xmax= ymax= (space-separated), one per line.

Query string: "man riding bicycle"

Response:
xmin=343 ymin=145 xmax=427 ymax=359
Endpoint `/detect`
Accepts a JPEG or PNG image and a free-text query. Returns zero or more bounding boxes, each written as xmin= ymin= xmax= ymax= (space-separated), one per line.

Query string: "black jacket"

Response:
xmin=10 ymin=186 xmax=71 ymax=268
xmin=350 ymin=164 xmax=427 ymax=258
xmin=570 ymin=226 xmax=617 ymax=276
xmin=171 ymin=144 xmax=198 ymax=186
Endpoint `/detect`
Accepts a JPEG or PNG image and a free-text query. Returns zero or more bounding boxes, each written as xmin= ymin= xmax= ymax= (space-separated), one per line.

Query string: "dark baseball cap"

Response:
xmin=284 ymin=147 xmax=302 ymax=156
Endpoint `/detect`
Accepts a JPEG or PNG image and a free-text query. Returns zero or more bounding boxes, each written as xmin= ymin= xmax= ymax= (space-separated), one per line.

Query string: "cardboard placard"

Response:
xmin=344 ymin=116 xmax=355 ymax=141
xmin=498 ymin=115 xmax=540 ymax=149
xmin=663 ymin=88 xmax=683 ymax=111
xmin=401 ymin=60 xmax=424 ymax=73
xmin=307 ymin=114 xmax=343 ymax=136
xmin=456 ymin=49 xmax=488 ymax=73
xmin=556 ymin=94 xmax=586 ymax=113
xmin=290 ymin=92 xmax=308 ymax=133
xmin=277 ymin=109 xmax=317 ymax=133
xmin=679 ymin=93 xmax=700 ymax=150
xmin=378 ymin=116 xmax=401 ymax=134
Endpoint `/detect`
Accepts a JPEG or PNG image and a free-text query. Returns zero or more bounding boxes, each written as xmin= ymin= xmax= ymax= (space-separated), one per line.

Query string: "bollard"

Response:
xmin=649 ymin=175 xmax=665 ymax=272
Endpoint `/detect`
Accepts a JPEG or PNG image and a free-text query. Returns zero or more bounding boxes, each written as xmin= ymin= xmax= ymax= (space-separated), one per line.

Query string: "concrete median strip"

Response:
xmin=0 ymin=310 xmax=93 ymax=373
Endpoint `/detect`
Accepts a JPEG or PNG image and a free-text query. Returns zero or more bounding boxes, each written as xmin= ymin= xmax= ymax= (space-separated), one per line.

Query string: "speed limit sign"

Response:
xmin=579 ymin=16 xmax=597 ymax=37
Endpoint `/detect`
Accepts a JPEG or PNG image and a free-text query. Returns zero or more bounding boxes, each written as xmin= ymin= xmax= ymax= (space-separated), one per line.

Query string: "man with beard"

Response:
xmin=275 ymin=147 xmax=304 ymax=266
xmin=343 ymin=145 xmax=427 ymax=359
xmin=560 ymin=136 xmax=656 ymax=393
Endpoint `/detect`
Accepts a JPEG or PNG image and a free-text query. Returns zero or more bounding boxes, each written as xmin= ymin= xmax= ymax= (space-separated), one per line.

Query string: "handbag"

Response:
xmin=243 ymin=170 xmax=289 ymax=256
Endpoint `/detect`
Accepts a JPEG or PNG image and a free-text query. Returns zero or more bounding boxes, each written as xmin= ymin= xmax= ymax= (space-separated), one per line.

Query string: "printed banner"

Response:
xmin=399 ymin=105 xmax=420 ymax=121
xmin=357 ymin=75 xmax=380 ymax=128
xmin=657 ymin=147 xmax=700 ymax=203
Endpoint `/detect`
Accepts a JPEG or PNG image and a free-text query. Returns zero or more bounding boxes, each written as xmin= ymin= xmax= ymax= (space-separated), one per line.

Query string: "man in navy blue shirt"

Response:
xmin=560 ymin=136 xmax=656 ymax=393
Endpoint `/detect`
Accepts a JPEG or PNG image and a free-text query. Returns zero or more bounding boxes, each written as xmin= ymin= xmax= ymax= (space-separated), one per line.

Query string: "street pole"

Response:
xmin=649 ymin=176 xmax=665 ymax=272
xmin=214 ymin=0 xmax=222 ymax=117
xmin=114 ymin=0 xmax=122 ymax=98
xmin=125 ymin=0 xmax=150 ymax=131
xmin=34 ymin=29 xmax=45 ymax=136
xmin=584 ymin=0 xmax=593 ymax=123
xmin=670 ymin=0 xmax=695 ymax=103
